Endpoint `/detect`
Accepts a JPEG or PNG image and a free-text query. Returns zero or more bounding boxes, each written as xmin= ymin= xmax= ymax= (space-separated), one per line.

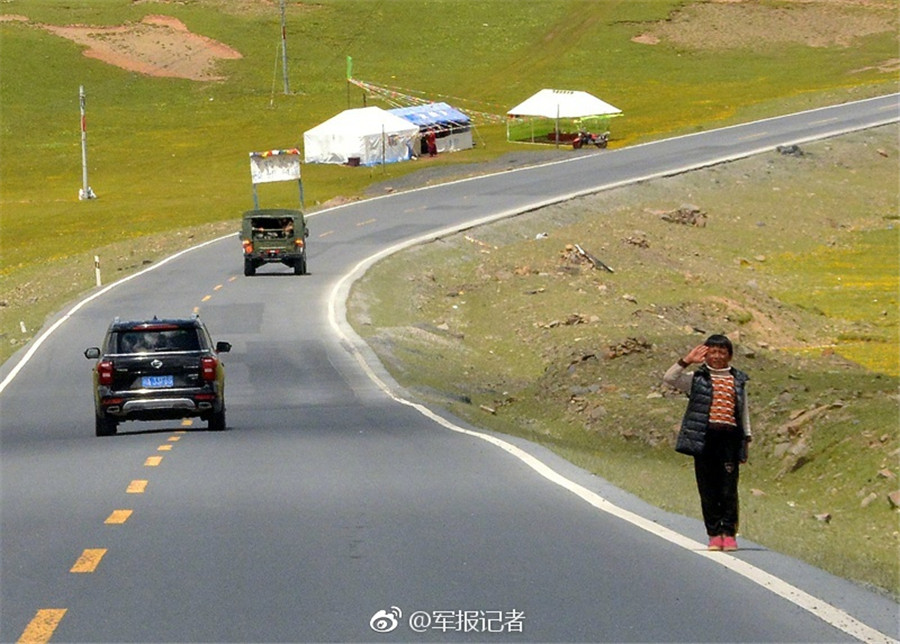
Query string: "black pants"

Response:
xmin=694 ymin=427 xmax=743 ymax=537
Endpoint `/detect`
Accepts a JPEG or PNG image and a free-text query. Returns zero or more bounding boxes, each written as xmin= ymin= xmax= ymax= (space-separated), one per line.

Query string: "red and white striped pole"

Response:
xmin=79 ymin=85 xmax=96 ymax=200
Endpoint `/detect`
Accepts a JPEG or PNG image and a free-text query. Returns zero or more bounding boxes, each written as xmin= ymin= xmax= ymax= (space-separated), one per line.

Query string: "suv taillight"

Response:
xmin=242 ymin=240 xmax=253 ymax=254
xmin=201 ymin=356 xmax=218 ymax=381
xmin=97 ymin=360 xmax=114 ymax=386
xmin=294 ymin=238 xmax=305 ymax=248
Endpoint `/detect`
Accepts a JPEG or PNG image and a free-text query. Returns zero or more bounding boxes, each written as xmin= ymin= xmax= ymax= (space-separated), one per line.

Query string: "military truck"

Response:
xmin=240 ymin=208 xmax=309 ymax=276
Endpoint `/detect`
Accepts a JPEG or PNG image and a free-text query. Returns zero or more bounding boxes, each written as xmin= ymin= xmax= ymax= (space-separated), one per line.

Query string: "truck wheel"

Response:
xmin=208 ymin=409 xmax=226 ymax=431
xmin=95 ymin=414 xmax=118 ymax=437
xmin=244 ymin=259 xmax=256 ymax=276
xmin=293 ymin=257 xmax=307 ymax=275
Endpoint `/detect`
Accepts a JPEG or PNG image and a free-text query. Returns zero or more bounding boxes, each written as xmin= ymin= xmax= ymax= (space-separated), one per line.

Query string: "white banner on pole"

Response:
xmin=249 ymin=149 xmax=301 ymax=184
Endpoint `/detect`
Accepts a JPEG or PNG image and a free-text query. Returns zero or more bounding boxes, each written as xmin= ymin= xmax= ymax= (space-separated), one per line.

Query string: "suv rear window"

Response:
xmin=113 ymin=328 xmax=201 ymax=353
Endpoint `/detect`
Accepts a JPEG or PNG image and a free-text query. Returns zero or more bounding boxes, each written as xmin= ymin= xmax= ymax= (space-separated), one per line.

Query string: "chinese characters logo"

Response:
xmin=370 ymin=607 xmax=525 ymax=634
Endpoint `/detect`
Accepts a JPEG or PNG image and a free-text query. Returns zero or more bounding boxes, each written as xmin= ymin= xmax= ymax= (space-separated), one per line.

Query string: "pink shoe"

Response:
xmin=722 ymin=536 xmax=738 ymax=551
xmin=708 ymin=535 xmax=724 ymax=551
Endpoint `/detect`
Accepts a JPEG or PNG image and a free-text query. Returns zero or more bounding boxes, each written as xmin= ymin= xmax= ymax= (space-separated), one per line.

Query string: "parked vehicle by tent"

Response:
xmin=572 ymin=130 xmax=609 ymax=149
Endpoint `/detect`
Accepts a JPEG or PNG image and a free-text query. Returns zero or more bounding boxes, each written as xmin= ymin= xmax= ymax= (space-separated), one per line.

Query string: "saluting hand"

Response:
xmin=683 ymin=344 xmax=708 ymax=365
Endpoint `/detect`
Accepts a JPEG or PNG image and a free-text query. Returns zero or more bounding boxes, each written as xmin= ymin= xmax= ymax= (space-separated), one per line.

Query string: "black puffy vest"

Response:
xmin=676 ymin=365 xmax=749 ymax=456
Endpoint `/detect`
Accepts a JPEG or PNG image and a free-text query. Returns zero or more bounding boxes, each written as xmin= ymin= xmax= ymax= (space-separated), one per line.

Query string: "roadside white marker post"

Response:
xmin=79 ymin=86 xmax=96 ymax=200
xmin=94 ymin=256 xmax=101 ymax=286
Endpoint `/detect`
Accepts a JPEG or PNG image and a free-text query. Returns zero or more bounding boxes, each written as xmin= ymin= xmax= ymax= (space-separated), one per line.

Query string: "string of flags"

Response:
xmin=346 ymin=77 xmax=506 ymax=125
xmin=249 ymin=148 xmax=300 ymax=158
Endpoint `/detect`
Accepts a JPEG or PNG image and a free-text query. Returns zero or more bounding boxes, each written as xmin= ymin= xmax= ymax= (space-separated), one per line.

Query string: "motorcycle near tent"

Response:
xmin=303 ymin=106 xmax=419 ymax=166
xmin=506 ymin=89 xmax=622 ymax=144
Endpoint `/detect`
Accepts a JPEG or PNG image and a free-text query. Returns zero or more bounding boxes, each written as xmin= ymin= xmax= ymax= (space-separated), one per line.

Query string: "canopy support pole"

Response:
xmin=555 ymin=105 xmax=560 ymax=149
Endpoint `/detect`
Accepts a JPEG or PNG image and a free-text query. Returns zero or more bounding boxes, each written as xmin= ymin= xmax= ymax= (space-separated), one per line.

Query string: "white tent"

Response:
xmin=303 ymin=106 xmax=419 ymax=166
xmin=507 ymin=89 xmax=621 ymax=119
xmin=506 ymin=89 xmax=622 ymax=144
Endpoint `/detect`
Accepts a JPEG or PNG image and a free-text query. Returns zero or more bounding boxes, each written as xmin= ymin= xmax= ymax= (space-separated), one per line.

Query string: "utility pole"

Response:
xmin=79 ymin=85 xmax=96 ymax=200
xmin=280 ymin=0 xmax=290 ymax=94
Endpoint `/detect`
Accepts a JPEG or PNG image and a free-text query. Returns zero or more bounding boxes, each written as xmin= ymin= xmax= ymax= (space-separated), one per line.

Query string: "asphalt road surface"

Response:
xmin=2 ymin=95 xmax=898 ymax=643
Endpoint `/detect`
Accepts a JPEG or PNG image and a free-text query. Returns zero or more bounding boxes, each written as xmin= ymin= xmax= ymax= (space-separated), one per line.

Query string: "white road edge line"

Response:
xmin=0 ymin=235 xmax=235 ymax=396
xmin=327 ymin=237 xmax=898 ymax=644
xmin=324 ymin=102 xmax=899 ymax=641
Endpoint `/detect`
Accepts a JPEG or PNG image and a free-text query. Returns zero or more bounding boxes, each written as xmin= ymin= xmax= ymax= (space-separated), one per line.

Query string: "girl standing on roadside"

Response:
xmin=663 ymin=334 xmax=752 ymax=551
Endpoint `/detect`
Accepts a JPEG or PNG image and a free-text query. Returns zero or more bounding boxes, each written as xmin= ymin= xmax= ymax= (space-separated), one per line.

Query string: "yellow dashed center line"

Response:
xmin=319 ymin=230 xmax=335 ymax=238
xmin=17 ymin=608 xmax=67 ymax=644
xmin=24 ymin=280 xmax=223 ymax=641
xmin=356 ymin=218 xmax=376 ymax=227
xmin=737 ymin=132 xmax=768 ymax=142
xmin=126 ymin=480 xmax=148 ymax=493
xmin=70 ymin=548 xmax=106 ymax=573
xmin=104 ymin=510 xmax=133 ymax=525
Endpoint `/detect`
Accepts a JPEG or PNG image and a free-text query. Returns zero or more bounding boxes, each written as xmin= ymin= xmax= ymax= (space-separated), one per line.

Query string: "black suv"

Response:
xmin=84 ymin=316 xmax=231 ymax=436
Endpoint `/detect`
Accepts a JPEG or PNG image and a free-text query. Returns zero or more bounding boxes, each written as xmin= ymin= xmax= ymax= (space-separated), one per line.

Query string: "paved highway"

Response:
xmin=2 ymin=94 xmax=898 ymax=642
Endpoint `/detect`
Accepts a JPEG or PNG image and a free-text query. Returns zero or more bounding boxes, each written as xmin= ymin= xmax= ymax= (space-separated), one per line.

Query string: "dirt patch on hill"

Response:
xmin=20 ymin=14 xmax=242 ymax=81
xmin=631 ymin=0 xmax=897 ymax=53
xmin=5 ymin=0 xmax=898 ymax=82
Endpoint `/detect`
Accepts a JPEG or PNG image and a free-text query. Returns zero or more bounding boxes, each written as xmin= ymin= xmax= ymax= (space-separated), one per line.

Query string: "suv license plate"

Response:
xmin=142 ymin=375 xmax=174 ymax=388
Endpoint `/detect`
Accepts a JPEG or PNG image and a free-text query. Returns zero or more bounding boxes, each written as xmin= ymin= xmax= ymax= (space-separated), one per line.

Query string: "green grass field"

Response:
xmin=1 ymin=0 xmax=898 ymax=594
xmin=3 ymin=2 xmax=896 ymax=280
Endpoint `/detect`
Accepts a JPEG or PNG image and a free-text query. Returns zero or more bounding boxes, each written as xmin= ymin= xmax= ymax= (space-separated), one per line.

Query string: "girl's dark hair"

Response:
xmin=704 ymin=334 xmax=733 ymax=356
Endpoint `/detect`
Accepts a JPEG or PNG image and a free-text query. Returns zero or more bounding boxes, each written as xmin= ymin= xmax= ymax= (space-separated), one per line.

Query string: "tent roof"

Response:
xmin=304 ymin=106 xmax=419 ymax=136
xmin=388 ymin=102 xmax=470 ymax=128
xmin=507 ymin=89 xmax=621 ymax=119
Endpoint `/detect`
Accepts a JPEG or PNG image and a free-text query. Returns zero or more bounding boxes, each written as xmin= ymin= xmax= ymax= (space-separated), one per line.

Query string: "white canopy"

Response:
xmin=507 ymin=89 xmax=621 ymax=119
xmin=303 ymin=106 xmax=419 ymax=166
